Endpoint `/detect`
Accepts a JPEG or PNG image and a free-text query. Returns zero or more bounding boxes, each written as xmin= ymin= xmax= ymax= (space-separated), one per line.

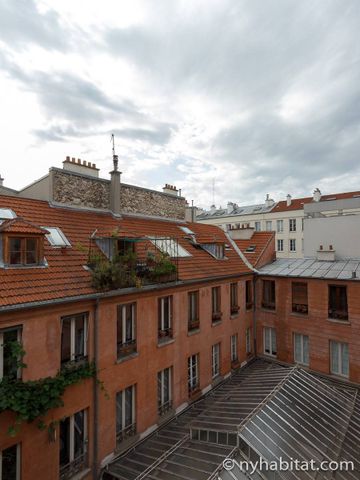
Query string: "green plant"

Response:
xmin=151 ymin=254 xmax=176 ymax=278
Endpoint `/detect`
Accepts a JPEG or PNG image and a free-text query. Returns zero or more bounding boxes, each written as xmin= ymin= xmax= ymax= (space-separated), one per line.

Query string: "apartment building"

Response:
xmin=196 ymin=188 xmax=360 ymax=258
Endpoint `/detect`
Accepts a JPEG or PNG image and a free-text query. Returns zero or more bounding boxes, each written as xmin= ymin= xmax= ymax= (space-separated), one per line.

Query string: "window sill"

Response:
xmin=116 ymin=352 xmax=139 ymax=364
xmin=157 ymin=338 xmax=175 ymax=348
xmin=328 ymin=318 xmax=350 ymax=325
xmin=231 ymin=360 xmax=240 ymax=369
xmin=261 ymin=308 xmax=277 ymax=314
xmin=211 ymin=320 xmax=222 ymax=327
xmin=330 ymin=372 xmax=349 ymax=380
xmin=230 ymin=313 xmax=240 ymax=319
xmin=290 ymin=312 xmax=308 ymax=318
xmin=263 ymin=352 xmax=277 ymax=358
xmin=188 ymin=388 xmax=201 ymax=400
xmin=212 ymin=375 xmax=223 ymax=386
xmin=187 ymin=328 xmax=200 ymax=336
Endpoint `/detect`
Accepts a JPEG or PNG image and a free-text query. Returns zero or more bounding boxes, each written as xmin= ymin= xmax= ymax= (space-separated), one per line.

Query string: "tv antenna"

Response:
xmin=110 ymin=133 xmax=118 ymax=171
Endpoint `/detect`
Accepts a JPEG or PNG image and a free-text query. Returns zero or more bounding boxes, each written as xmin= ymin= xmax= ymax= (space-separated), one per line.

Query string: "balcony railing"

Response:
xmin=292 ymin=303 xmax=308 ymax=314
xmin=328 ymin=308 xmax=348 ymax=321
xmin=116 ymin=423 xmax=136 ymax=444
xmin=60 ymin=452 xmax=88 ymax=480
xmin=117 ymin=339 xmax=137 ymax=359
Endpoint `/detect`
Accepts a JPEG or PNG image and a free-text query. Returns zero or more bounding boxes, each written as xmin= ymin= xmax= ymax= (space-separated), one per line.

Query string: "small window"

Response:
xmin=188 ymin=354 xmax=199 ymax=393
xmin=60 ymin=409 xmax=88 ymax=479
xmin=149 ymin=237 xmax=191 ymax=257
xmin=289 ymin=239 xmax=296 ymax=252
xmin=289 ymin=219 xmax=296 ymax=232
xmin=328 ymin=285 xmax=348 ymax=321
xmin=61 ymin=313 xmax=88 ymax=365
xmin=277 ymin=239 xmax=284 ymax=252
xmin=0 ymin=444 xmax=20 ymax=480
xmin=179 ymin=226 xmax=195 ymax=235
xmin=265 ymin=221 xmax=272 ymax=231
xmin=158 ymin=367 xmax=172 ymax=415
xmin=211 ymin=287 xmax=222 ymax=323
xmin=230 ymin=283 xmax=239 ymax=314
xmin=294 ymin=333 xmax=309 ymax=365
xmin=276 ymin=220 xmax=283 ymax=233
xmin=231 ymin=334 xmax=238 ymax=363
xmin=246 ymin=328 xmax=251 ymax=354
xmin=42 ymin=227 xmax=71 ymax=247
xmin=254 ymin=221 xmax=261 ymax=232
xmin=262 ymin=280 xmax=276 ymax=310
xmin=8 ymin=237 xmax=40 ymax=266
xmin=212 ymin=343 xmax=220 ymax=378
xmin=158 ymin=296 xmax=173 ymax=341
xmin=201 ymin=243 xmax=225 ymax=259
xmin=264 ymin=327 xmax=277 ymax=356
xmin=0 ymin=208 xmax=16 ymax=220
xmin=330 ymin=341 xmax=349 ymax=377
xmin=117 ymin=239 xmax=135 ymax=256
xmin=0 ymin=326 xmax=22 ymax=380
xmin=292 ymin=282 xmax=308 ymax=314
xmin=116 ymin=385 xmax=136 ymax=443
xmin=188 ymin=291 xmax=199 ymax=331
xmin=117 ymin=303 xmax=136 ymax=358
xmin=246 ymin=280 xmax=253 ymax=309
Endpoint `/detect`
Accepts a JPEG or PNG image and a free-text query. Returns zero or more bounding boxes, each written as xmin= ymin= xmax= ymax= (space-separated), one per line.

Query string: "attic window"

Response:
xmin=7 ymin=237 xmax=41 ymax=266
xmin=201 ymin=243 xmax=225 ymax=259
xmin=245 ymin=245 xmax=256 ymax=252
xmin=149 ymin=237 xmax=191 ymax=258
xmin=0 ymin=208 xmax=16 ymax=220
xmin=179 ymin=226 xmax=195 ymax=235
xmin=42 ymin=227 xmax=71 ymax=247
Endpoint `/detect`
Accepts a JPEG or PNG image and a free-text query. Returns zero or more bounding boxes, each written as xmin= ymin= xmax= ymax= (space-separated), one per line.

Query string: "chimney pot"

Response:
xmin=329 ymin=245 xmax=333 ymax=250
xmin=92 ymin=163 xmax=96 ymax=168
xmin=77 ymin=158 xmax=81 ymax=164
xmin=320 ymin=245 xmax=323 ymax=250
xmin=66 ymin=156 xmax=70 ymax=161
xmin=82 ymin=160 xmax=86 ymax=166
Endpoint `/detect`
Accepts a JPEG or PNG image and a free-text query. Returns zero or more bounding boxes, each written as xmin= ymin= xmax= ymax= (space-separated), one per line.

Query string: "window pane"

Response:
xmin=116 ymin=391 xmax=123 ymax=433
xmin=342 ymin=344 xmax=349 ymax=376
xmin=271 ymin=329 xmax=277 ymax=354
xmin=125 ymin=306 xmax=133 ymax=342
xmin=125 ymin=386 xmax=133 ymax=427
xmin=331 ymin=341 xmax=339 ymax=373
xmin=3 ymin=329 xmax=19 ymax=378
xmin=74 ymin=411 xmax=85 ymax=459
xmin=294 ymin=334 xmax=301 ymax=363
xmin=303 ymin=336 xmax=309 ymax=365
xmin=1 ymin=444 xmax=18 ymax=480
xmin=61 ymin=318 xmax=71 ymax=363
xmin=60 ymin=417 xmax=70 ymax=467
xmin=74 ymin=316 xmax=85 ymax=359
xmin=25 ymin=238 xmax=37 ymax=264
xmin=9 ymin=238 xmax=21 ymax=264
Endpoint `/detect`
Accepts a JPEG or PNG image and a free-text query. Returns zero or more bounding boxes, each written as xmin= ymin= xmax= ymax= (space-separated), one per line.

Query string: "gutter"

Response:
xmin=93 ymin=298 xmax=100 ymax=479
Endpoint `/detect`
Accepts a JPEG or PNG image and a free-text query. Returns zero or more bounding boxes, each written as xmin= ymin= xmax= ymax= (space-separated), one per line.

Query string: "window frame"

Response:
xmin=211 ymin=286 xmax=222 ymax=322
xmin=231 ymin=334 xmax=238 ymax=363
xmin=262 ymin=280 xmax=276 ymax=310
xmin=116 ymin=385 xmax=136 ymax=443
xmin=328 ymin=285 xmax=348 ymax=321
xmin=254 ymin=221 xmax=261 ymax=232
xmin=289 ymin=238 xmax=296 ymax=252
xmin=158 ymin=367 xmax=172 ymax=416
xmin=330 ymin=340 xmax=349 ymax=377
xmin=59 ymin=409 xmax=88 ymax=480
xmin=245 ymin=280 xmax=253 ymax=310
xmin=158 ymin=296 xmax=173 ymax=341
xmin=265 ymin=221 xmax=272 ymax=232
xmin=263 ymin=327 xmax=277 ymax=357
xmin=289 ymin=219 xmax=296 ymax=232
xmin=246 ymin=327 xmax=251 ymax=354
xmin=277 ymin=239 xmax=284 ymax=252
xmin=293 ymin=333 xmax=309 ymax=366
xmin=292 ymin=282 xmax=308 ymax=314
xmin=188 ymin=354 xmax=199 ymax=393
xmin=230 ymin=282 xmax=239 ymax=314
xmin=5 ymin=235 xmax=42 ymax=267
xmin=276 ymin=220 xmax=283 ymax=233
xmin=0 ymin=326 xmax=22 ymax=380
xmin=212 ymin=343 xmax=220 ymax=379
xmin=61 ymin=313 xmax=88 ymax=366
xmin=188 ymin=291 xmax=199 ymax=331
xmin=0 ymin=444 xmax=20 ymax=480
xmin=117 ymin=303 xmax=137 ymax=359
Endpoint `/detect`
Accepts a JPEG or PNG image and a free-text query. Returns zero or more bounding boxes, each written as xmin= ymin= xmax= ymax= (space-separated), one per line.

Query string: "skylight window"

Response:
xmin=0 ymin=208 xmax=16 ymax=219
xmin=149 ymin=237 xmax=191 ymax=257
xmin=42 ymin=227 xmax=71 ymax=247
xmin=201 ymin=243 xmax=225 ymax=259
xmin=179 ymin=226 xmax=195 ymax=235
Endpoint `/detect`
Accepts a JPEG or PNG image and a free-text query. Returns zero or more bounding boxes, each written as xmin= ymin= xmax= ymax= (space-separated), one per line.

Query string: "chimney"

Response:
xmin=265 ymin=194 xmax=275 ymax=208
xmin=317 ymin=244 xmax=336 ymax=261
xmin=110 ymin=154 xmax=121 ymax=215
xmin=313 ymin=188 xmax=322 ymax=202
xmin=210 ymin=204 xmax=217 ymax=214
xmin=0 ymin=175 xmax=3 ymax=187
xmin=227 ymin=202 xmax=234 ymax=214
xmin=162 ymin=184 xmax=179 ymax=196
xmin=286 ymin=194 xmax=292 ymax=207
xmin=63 ymin=156 xmax=99 ymax=178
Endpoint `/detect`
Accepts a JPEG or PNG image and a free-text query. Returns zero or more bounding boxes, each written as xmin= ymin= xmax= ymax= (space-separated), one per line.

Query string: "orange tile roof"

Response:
xmin=0 ymin=218 xmax=47 ymax=234
xmin=0 ymin=196 xmax=257 ymax=308
xmin=234 ymin=232 xmax=275 ymax=267
xmin=272 ymin=191 xmax=360 ymax=213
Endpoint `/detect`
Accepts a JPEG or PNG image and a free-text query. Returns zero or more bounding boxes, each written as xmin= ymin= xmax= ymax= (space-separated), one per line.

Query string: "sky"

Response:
xmin=0 ymin=0 xmax=360 ymax=209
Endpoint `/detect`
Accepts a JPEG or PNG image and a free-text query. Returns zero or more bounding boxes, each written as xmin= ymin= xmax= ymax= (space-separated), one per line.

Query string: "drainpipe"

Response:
xmin=252 ymin=275 xmax=258 ymax=356
xmin=93 ymin=298 xmax=100 ymax=479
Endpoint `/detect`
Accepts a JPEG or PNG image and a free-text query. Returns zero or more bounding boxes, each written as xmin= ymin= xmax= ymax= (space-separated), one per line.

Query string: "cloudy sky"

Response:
xmin=0 ymin=0 xmax=359 ymax=208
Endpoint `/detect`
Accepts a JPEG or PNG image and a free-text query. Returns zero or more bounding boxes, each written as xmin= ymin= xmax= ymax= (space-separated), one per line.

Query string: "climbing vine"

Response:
xmin=0 ymin=341 xmax=98 ymax=436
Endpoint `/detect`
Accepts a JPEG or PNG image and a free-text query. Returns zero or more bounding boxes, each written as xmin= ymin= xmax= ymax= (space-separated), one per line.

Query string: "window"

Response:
xmin=211 ymin=286 xmax=222 ymax=322
xmin=330 ymin=341 xmax=349 ymax=377
xmin=289 ymin=219 xmax=296 ymax=232
xmin=0 ymin=444 xmax=20 ymax=480
xmin=230 ymin=283 xmax=239 ymax=314
xmin=149 ymin=237 xmax=191 ymax=257
xmin=117 ymin=303 xmax=136 ymax=358
xmin=245 ymin=280 xmax=253 ymax=309
xmin=276 ymin=220 xmax=283 ymax=233
xmin=292 ymin=282 xmax=308 ymax=314
xmin=158 ymin=296 xmax=173 ymax=341
xmin=262 ymin=280 xmax=276 ymax=310
xmin=277 ymin=239 xmax=284 ymax=252
xmin=8 ymin=237 xmax=40 ymax=266
xmin=60 ymin=409 xmax=87 ymax=480
xmin=116 ymin=239 xmax=135 ymax=256
xmin=254 ymin=221 xmax=261 ymax=232
xmin=188 ymin=291 xmax=199 ymax=331
xmin=265 ymin=221 xmax=272 ymax=231
xmin=328 ymin=285 xmax=348 ymax=321
xmin=201 ymin=243 xmax=225 ymax=259
xmin=289 ymin=239 xmax=296 ymax=252
xmin=116 ymin=385 xmax=136 ymax=442
xmin=0 ymin=208 xmax=16 ymax=220
xmin=246 ymin=328 xmax=251 ymax=354
xmin=212 ymin=343 xmax=220 ymax=378
xmin=264 ymin=327 xmax=277 ymax=356
xmin=0 ymin=326 xmax=22 ymax=380
xmin=42 ymin=227 xmax=71 ymax=247
xmin=188 ymin=354 xmax=199 ymax=393
xmin=158 ymin=367 xmax=172 ymax=415
xmin=294 ymin=333 xmax=309 ymax=365
xmin=61 ymin=314 xmax=88 ymax=365
xmin=231 ymin=334 xmax=238 ymax=363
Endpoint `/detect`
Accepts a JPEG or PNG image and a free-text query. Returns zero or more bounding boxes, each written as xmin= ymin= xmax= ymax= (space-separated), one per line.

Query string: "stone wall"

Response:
xmin=52 ymin=170 xmax=110 ymax=209
xmin=120 ymin=184 xmax=186 ymax=220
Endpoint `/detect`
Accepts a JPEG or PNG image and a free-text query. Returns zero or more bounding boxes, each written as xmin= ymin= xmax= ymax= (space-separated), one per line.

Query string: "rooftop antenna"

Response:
xmin=111 ymin=133 xmax=118 ymax=171
xmin=212 ymin=178 xmax=215 ymax=206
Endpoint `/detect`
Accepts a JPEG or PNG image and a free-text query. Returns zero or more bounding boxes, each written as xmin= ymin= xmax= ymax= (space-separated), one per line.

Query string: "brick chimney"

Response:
xmin=63 ymin=156 xmax=99 ymax=178
xmin=162 ymin=184 xmax=179 ymax=196
xmin=0 ymin=174 xmax=3 ymax=187
xmin=110 ymin=154 xmax=121 ymax=215
xmin=286 ymin=194 xmax=292 ymax=207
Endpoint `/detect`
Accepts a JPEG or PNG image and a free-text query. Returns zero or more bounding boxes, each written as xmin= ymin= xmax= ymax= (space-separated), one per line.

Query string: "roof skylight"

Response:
xmin=42 ymin=227 xmax=71 ymax=247
xmin=149 ymin=236 xmax=191 ymax=257
xmin=0 ymin=208 xmax=16 ymax=219
xmin=179 ymin=226 xmax=195 ymax=235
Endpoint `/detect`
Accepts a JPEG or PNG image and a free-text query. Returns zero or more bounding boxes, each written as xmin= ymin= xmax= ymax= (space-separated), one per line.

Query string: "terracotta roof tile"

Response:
xmin=234 ymin=232 xmax=275 ymax=267
xmin=272 ymin=190 xmax=360 ymax=213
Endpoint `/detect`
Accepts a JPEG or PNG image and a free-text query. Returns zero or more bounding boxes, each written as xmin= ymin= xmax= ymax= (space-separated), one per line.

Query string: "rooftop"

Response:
xmin=259 ymin=257 xmax=360 ymax=281
xmin=233 ymin=232 xmax=275 ymax=268
xmin=196 ymin=203 xmax=274 ymax=220
xmin=103 ymin=359 xmax=360 ymax=480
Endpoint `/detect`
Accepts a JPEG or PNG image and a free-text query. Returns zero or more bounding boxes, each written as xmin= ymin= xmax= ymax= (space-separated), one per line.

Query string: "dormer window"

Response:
xmin=201 ymin=243 xmax=225 ymax=259
xmin=8 ymin=237 xmax=40 ymax=265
